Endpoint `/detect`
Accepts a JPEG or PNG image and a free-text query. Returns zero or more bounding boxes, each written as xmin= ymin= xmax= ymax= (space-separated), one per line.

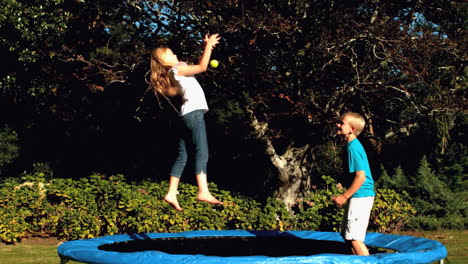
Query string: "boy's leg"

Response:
xmin=342 ymin=197 xmax=374 ymax=255
xmin=164 ymin=176 xmax=183 ymax=211
xmin=350 ymin=240 xmax=370 ymax=256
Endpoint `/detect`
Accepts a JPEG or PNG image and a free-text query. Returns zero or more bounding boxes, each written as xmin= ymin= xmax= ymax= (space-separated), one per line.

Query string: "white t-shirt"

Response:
xmin=169 ymin=63 xmax=209 ymax=116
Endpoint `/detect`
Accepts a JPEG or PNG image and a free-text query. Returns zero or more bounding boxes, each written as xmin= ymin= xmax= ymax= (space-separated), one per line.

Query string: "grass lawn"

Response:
xmin=394 ymin=230 xmax=468 ymax=264
xmin=0 ymin=236 xmax=80 ymax=264
xmin=0 ymin=230 xmax=466 ymax=264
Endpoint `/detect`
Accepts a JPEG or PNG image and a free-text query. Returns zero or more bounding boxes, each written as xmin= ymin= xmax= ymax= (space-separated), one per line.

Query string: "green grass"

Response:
xmin=395 ymin=230 xmax=468 ymax=264
xmin=0 ymin=230 xmax=466 ymax=264
xmin=0 ymin=244 xmax=80 ymax=264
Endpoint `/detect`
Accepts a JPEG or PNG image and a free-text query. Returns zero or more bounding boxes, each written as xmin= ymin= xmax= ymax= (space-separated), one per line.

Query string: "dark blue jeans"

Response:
xmin=170 ymin=110 xmax=208 ymax=178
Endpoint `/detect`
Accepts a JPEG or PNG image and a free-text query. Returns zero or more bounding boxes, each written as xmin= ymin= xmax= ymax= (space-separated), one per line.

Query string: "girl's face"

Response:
xmin=158 ymin=48 xmax=179 ymax=66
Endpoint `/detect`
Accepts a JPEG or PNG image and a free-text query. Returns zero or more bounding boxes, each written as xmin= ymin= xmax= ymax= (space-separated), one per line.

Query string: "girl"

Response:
xmin=150 ymin=33 xmax=223 ymax=211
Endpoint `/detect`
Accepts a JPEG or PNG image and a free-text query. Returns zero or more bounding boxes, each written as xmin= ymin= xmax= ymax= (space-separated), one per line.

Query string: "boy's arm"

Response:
xmin=333 ymin=170 xmax=366 ymax=207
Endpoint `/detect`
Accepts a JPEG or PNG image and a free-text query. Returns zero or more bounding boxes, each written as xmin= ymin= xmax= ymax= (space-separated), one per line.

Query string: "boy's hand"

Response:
xmin=204 ymin=33 xmax=220 ymax=49
xmin=333 ymin=195 xmax=348 ymax=207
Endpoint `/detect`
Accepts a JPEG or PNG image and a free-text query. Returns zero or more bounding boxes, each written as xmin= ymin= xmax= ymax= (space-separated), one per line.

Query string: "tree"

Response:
xmin=0 ymin=0 xmax=186 ymax=178
xmin=175 ymin=0 xmax=467 ymax=207
xmin=408 ymin=156 xmax=466 ymax=229
xmin=1 ymin=0 xmax=466 ymax=209
xmin=0 ymin=0 xmax=72 ymax=95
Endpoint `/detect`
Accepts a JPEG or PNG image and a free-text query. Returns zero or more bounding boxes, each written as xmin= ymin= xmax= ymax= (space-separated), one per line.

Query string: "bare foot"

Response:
xmin=164 ymin=194 xmax=183 ymax=211
xmin=197 ymin=193 xmax=223 ymax=205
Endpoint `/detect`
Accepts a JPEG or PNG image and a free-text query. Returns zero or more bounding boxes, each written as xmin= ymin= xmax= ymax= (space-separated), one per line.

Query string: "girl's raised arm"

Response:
xmin=176 ymin=33 xmax=220 ymax=76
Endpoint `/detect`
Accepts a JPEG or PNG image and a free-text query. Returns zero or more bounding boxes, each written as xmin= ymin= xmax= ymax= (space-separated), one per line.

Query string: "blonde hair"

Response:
xmin=341 ymin=112 xmax=366 ymax=136
xmin=150 ymin=47 xmax=179 ymax=97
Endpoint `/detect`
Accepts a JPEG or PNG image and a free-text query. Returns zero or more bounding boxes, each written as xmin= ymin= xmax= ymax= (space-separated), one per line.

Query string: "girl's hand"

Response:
xmin=176 ymin=33 xmax=220 ymax=76
xmin=204 ymin=33 xmax=220 ymax=49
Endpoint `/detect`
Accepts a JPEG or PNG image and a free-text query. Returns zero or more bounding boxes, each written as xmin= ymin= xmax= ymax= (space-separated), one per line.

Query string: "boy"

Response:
xmin=333 ymin=112 xmax=375 ymax=256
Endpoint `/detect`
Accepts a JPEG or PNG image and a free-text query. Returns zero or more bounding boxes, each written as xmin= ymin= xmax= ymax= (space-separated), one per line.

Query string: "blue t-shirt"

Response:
xmin=347 ymin=138 xmax=375 ymax=197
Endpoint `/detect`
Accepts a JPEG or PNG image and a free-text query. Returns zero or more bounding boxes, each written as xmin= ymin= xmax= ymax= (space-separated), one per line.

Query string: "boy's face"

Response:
xmin=336 ymin=116 xmax=354 ymax=137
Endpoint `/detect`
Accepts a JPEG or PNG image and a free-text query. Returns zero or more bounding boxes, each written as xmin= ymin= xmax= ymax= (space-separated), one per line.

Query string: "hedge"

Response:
xmin=0 ymin=173 xmax=414 ymax=243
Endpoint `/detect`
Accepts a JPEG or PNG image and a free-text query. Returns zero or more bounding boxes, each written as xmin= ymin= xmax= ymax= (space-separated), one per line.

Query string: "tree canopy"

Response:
xmin=0 ymin=0 xmax=466 ymax=202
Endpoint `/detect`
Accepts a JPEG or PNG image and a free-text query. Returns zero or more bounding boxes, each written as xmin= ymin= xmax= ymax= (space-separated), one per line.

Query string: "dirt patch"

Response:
xmin=23 ymin=237 xmax=63 ymax=246
xmin=13 ymin=236 xmax=64 ymax=246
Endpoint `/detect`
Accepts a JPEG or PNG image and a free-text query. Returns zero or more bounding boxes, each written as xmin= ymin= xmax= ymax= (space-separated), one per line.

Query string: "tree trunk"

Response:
xmin=247 ymin=109 xmax=311 ymax=210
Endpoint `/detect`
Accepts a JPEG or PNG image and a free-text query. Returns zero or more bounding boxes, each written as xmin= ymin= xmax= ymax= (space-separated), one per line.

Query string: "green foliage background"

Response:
xmin=0 ymin=172 xmax=415 ymax=243
xmin=0 ymin=0 xmax=466 ymax=243
xmin=0 ymin=127 xmax=19 ymax=171
xmin=378 ymin=155 xmax=467 ymax=230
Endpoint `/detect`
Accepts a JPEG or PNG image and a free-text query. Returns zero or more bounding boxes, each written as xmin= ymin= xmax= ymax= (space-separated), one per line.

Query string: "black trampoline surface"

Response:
xmin=98 ymin=235 xmax=363 ymax=256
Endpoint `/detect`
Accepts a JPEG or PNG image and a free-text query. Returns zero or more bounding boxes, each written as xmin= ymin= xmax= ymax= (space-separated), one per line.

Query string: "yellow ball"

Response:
xmin=210 ymin=59 xmax=219 ymax=68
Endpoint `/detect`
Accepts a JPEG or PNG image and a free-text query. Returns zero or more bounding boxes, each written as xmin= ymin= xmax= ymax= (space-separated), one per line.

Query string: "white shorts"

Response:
xmin=341 ymin=196 xmax=374 ymax=242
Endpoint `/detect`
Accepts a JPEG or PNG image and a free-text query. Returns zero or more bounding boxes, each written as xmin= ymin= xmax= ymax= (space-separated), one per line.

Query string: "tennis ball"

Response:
xmin=210 ymin=59 xmax=219 ymax=68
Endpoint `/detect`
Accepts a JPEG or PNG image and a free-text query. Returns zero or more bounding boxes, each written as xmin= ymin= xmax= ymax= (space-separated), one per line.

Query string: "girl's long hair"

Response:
xmin=150 ymin=47 xmax=180 ymax=97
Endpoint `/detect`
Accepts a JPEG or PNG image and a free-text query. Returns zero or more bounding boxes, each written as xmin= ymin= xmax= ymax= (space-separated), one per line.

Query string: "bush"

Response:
xmin=377 ymin=156 xmax=467 ymax=230
xmin=292 ymin=176 xmax=344 ymax=231
xmin=0 ymin=126 xmax=20 ymax=174
xmin=0 ymin=209 xmax=28 ymax=243
xmin=257 ymin=197 xmax=292 ymax=231
xmin=0 ymin=173 xmax=418 ymax=243
xmin=293 ymin=175 xmax=414 ymax=233
xmin=0 ymin=173 xmax=280 ymax=242
xmin=0 ymin=180 xmax=28 ymax=243
xmin=370 ymin=189 xmax=415 ymax=233
xmin=0 ymin=178 xmax=42 ymax=243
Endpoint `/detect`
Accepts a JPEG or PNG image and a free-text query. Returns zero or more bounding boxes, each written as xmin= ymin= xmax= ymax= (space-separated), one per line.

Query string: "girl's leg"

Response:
xmin=164 ymin=176 xmax=183 ymax=211
xmin=186 ymin=111 xmax=222 ymax=205
xmin=164 ymin=129 xmax=187 ymax=211
xmin=196 ymin=172 xmax=223 ymax=205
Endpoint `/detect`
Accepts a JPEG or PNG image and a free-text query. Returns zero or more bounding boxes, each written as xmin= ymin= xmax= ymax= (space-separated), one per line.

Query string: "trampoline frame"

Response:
xmin=58 ymin=230 xmax=447 ymax=264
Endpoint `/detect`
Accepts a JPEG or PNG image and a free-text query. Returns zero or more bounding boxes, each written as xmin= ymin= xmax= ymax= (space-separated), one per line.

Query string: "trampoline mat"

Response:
xmin=98 ymin=236 xmax=368 ymax=256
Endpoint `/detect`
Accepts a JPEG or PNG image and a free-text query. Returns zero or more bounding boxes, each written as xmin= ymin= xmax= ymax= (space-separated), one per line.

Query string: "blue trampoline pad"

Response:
xmin=57 ymin=230 xmax=447 ymax=264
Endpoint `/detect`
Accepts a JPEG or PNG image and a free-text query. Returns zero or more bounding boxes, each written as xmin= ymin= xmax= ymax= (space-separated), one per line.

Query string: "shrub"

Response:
xmin=378 ymin=156 xmax=467 ymax=230
xmin=0 ymin=126 xmax=20 ymax=174
xmin=257 ymin=197 xmax=292 ymax=231
xmin=0 ymin=172 xmax=421 ymax=243
xmin=293 ymin=175 xmax=415 ymax=234
xmin=0 ymin=173 xmax=288 ymax=242
xmin=370 ymin=189 xmax=415 ymax=233
xmin=0 ymin=179 xmax=28 ymax=243
xmin=0 ymin=208 xmax=28 ymax=243
xmin=0 ymin=178 xmax=44 ymax=243
xmin=293 ymin=175 xmax=344 ymax=232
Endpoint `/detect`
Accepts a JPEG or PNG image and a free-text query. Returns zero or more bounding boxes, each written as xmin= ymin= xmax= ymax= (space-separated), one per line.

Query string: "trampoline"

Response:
xmin=57 ymin=230 xmax=447 ymax=264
